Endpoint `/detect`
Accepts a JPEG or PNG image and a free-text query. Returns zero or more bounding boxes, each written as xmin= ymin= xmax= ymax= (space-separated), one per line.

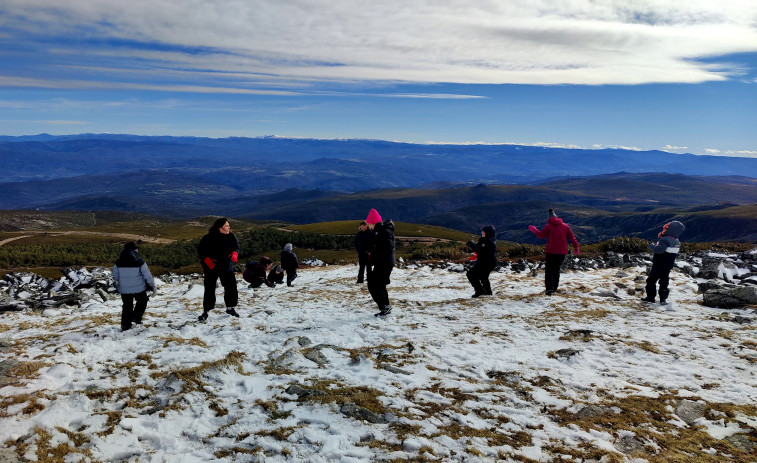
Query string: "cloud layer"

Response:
xmin=2 ymin=0 xmax=757 ymax=92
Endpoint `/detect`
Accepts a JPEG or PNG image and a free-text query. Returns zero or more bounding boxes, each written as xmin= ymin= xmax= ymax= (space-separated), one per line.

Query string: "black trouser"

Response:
xmin=645 ymin=263 xmax=672 ymax=301
xmin=367 ymin=264 xmax=393 ymax=309
xmin=121 ymin=291 xmax=148 ymax=330
xmin=203 ymin=270 xmax=238 ymax=312
xmin=466 ymin=265 xmax=492 ymax=295
xmin=357 ymin=254 xmax=371 ymax=283
xmin=285 ymin=269 xmax=297 ymax=286
xmin=545 ymin=253 xmax=566 ymax=292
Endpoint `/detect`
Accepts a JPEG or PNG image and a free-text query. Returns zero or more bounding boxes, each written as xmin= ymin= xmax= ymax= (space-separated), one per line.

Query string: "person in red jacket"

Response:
xmin=528 ymin=208 xmax=580 ymax=295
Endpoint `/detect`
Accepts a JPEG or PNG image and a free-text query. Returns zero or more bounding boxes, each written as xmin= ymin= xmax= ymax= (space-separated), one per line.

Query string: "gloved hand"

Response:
xmin=203 ymin=257 xmax=217 ymax=269
xmin=573 ymin=247 xmax=580 ymax=256
xmin=528 ymin=225 xmax=538 ymax=233
xmin=230 ymin=251 xmax=238 ymax=263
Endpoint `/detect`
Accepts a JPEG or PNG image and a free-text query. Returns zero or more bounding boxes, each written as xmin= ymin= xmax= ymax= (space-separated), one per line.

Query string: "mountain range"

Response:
xmin=2 ymin=134 xmax=757 ymax=242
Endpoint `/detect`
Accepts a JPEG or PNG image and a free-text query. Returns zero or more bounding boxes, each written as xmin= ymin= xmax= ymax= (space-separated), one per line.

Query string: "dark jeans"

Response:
xmin=121 ymin=291 xmax=148 ymax=330
xmin=357 ymin=254 xmax=371 ymax=283
xmin=545 ymin=253 xmax=566 ymax=292
xmin=645 ymin=264 xmax=672 ymax=301
xmin=203 ymin=270 xmax=238 ymax=312
xmin=367 ymin=264 xmax=393 ymax=309
xmin=285 ymin=269 xmax=297 ymax=286
xmin=466 ymin=265 xmax=492 ymax=295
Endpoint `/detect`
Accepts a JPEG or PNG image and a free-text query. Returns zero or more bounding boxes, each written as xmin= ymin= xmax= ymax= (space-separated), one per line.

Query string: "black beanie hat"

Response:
xmin=548 ymin=208 xmax=557 ymax=218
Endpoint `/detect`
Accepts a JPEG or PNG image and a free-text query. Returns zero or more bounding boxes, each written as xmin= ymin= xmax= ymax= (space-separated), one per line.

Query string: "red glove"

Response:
xmin=573 ymin=247 xmax=580 ymax=256
xmin=230 ymin=251 xmax=238 ymax=263
xmin=203 ymin=257 xmax=216 ymax=269
xmin=468 ymin=252 xmax=477 ymax=261
xmin=528 ymin=225 xmax=538 ymax=233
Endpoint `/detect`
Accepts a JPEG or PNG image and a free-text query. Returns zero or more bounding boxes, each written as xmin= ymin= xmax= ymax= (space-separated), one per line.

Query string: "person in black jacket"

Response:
xmin=197 ymin=217 xmax=240 ymax=321
xmin=355 ymin=221 xmax=371 ymax=284
xmin=280 ymin=243 xmax=298 ymax=287
xmin=242 ymin=257 xmax=275 ymax=288
xmin=365 ymin=208 xmax=395 ymax=316
xmin=466 ymin=225 xmax=497 ymax=298
xmin=113 ymin=242 xmax=155 ymax=331
xmin=268 ymin=264 xmax=285 ymax=286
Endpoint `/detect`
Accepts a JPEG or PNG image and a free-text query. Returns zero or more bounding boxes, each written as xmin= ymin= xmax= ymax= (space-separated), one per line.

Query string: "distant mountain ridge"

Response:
xmin=3 ymin=134 xmax=757 ymax=242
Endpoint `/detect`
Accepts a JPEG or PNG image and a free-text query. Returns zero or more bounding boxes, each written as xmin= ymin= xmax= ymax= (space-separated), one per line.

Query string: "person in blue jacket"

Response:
xmin=465 ymin=225 xmax=497 ymax=298
xmin=642 ymin=221 xmax=685 ymax=304
xmin=197 ymin=217 xmax=240 ymax=321
xmin=113 ymin=242 xmax=155 ymax=331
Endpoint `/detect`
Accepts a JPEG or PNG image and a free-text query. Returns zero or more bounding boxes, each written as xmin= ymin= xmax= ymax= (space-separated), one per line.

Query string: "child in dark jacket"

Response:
xmin=643 ymin=221 xmax=685 ymax=304
xmin=197 ymin=217 xmax=240 ymax=320
xmin=365 ymin=208 xmax=395 ymax=316
xmin=113 ymin=242 xmax=155 ymax=331
xmin=280 ymin=243 xmax=298 ymax=286
xmin=268 ymin=265 xmax=285 ymax=286
xmin=529 ymin=209 xmax=580 ymax=295
xmin=466 ymin=225 xmax=497 ymax=298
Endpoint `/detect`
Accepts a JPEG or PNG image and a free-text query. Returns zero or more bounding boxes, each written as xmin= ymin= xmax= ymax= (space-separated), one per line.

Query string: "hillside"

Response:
xmin=1 ymin=262 xmax=755 ymax=461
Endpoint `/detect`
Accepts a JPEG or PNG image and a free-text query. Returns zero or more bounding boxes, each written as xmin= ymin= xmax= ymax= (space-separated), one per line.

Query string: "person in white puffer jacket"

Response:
xmin=112 ymin=242 xmax=155 ymax=331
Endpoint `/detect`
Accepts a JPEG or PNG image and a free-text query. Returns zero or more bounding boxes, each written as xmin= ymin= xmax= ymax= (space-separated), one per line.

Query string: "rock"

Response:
xmin=340 ymin=402 xmax=388 ymax=424
xmin=675 ymin=399 xmax=706 ymax=426
xmin=0 ymin=449 xmax=22 ymax=463
xmin=551 ymin=348 xmax=580 ymax=359
xmin=575 ymin=405 xmax=613 ymax=418
xmin=285 ymin=385 xmax=326 ymax=399
xmin=0 ymin=359 xmax=20 ymax=387
xmin=615 ymin=435 xmax=646 ymax=454
xmin=725 ymin=434 xmax=756 ymax=453
xmin=732 ymin=316 xmax=752 ymax=325
xmin=304 ymin=348 xmax=328 ymax=365
xmin=703 ymin=286 xmax=757 ymax=309
xmin=297 ymin=336 xmax=312 ymax=347
xmin=380 ymin=364 xmax=411 ymax=375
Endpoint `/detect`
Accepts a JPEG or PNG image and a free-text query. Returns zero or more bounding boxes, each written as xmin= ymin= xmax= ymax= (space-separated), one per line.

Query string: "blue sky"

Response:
xmin=1 ymin=1 xmax=756 ymax=156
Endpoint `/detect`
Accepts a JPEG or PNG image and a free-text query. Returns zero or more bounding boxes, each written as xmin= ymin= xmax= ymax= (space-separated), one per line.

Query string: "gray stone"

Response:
xmin=297 ymin=336 xmax=312 ymax=347
xmin=732 ymin=316 xmax=753 ymax=325
xmin=285 ymin=385 xmax=326 ymax=399
xmin=0 ymin=449 xmax=22 ymax=463
xmin=0 ymin=359 xmax=20 ymax=387
xmin=575 ymin=405 xmax=613 ymax=418
xmin=703 ymin=286 xmax=757 ymax=309
xmin=380 ymin=364 xmax=411 ymax=375
xmin=340 ymin=402 xmax=388 ymax=424
xmin=725 ymin=434 xmax=756 ymax=453
xmin=615 ymin=435 xmax=646 ymax=454
xmin=552 ymin=348 xmax=580 ymax=359
xmin=304 ymin=348 xmax=328 ymax=365
xmin=675 ymin=399 xmax=706 ymax=426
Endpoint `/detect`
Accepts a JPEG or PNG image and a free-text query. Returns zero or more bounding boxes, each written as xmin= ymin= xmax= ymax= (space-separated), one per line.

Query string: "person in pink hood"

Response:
xmin=528 ymin=208 xmax=580 ymax=295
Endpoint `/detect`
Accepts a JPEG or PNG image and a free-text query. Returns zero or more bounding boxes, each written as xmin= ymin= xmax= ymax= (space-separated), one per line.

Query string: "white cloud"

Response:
xmin=705 ymin=148 xmax=722 ymax=154
xmin=662 ymin=144 xmax=688 ymax=151
xmin=2 ymin=0 xmax=756 ymax=87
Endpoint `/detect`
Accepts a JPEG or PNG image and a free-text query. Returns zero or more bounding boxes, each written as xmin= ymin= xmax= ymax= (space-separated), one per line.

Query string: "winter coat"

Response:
xmin=280 ymin=250 xmax=298 ymax=272
xmin=243 ymin=262 xmax=273 ymax=288
xmin=468 ymin=227 xmax=497 ymax=271
xmin=649 ymin=221 xmax=684 ymax=270
xmin=113 ymin=250 xmax=155 ymax=295
xmin=355 ymin=230 xmax=370 ymax=256
xmin=530 ymin=217 xmax=580 ymax=255
xmin=369 ymin=220 xmax=395 ymax=267
xmin=198 ymin=232 xmax=240 ymax=273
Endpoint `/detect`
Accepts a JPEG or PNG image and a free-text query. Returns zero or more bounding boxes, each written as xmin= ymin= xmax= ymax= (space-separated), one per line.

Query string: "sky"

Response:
xmin=1 ymin=0 xmax=756 ymax=156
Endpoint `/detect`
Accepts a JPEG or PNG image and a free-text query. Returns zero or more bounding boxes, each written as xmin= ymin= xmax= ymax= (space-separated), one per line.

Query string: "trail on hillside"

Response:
xmin=0 ymin=230 xmax=175 ymax=246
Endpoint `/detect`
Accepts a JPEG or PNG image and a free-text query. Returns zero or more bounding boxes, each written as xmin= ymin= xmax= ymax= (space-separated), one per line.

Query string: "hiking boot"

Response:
xmin=471 ymin=292 xmax=482 ymax=298
xmin=226 ymin=308 xmax=240 ymax=317
xmin=375 ymin=306 xmax=392 ymax=316
xmin=197 ymin=311 xmax=208 ymax=322
xmin=640 ymin=297 xmax=656 ymax=303
xmin=545 ymin=290 xmax=555 ymax=296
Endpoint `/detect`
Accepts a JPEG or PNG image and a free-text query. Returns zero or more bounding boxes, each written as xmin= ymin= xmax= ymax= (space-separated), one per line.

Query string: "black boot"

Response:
xmin=375 ymin=306 xmax=392 ymax=316
xmin=198 ymin=311 xmax=208 ymax=322
xmin=226 ymin=307 xmax=240 ymax=317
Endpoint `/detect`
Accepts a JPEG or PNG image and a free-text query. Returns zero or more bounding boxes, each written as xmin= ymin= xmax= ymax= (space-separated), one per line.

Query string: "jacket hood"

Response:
xmin=378 ymin=219 xmax=395 ymax=232
xmin=115 ymin=249 xmax=143 ymax=267
xmin=665 ymin=221 xmax=685 ymax=237
xmin=482 ymin=225 xmax=496 ymax=239
xmin=547 ymin=216 xmax=563 ymax=226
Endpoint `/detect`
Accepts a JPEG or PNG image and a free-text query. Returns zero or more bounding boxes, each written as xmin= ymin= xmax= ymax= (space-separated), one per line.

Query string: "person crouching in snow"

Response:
xmin=365 ymin=208 xmax=395 ymax=316
xmin=465 ymin=225 xmax=497 ymax=298
xmin=528 ymin=208 xmax=580 ymax=296
xmin=268 ymin=264 xmax=285 ymax=286
xmin=242 ymin=257 xmax=275 ymax=289
xmin=281 ymin=243 xmax=298 ymax=287
xmin=642 ymin=221 xmax=685 ymax=305
xmin=113 ymin=242 xmax=155 ymax=331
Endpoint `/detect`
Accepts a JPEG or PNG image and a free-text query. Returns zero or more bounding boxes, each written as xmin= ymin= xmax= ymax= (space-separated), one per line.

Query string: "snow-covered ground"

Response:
xmin=1 ymin=264 xmax=756 ymax=462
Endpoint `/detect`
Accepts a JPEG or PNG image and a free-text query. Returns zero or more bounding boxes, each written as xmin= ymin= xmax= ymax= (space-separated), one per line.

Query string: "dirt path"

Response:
xmin=0 ymin=231 xmax=175 ymax=247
